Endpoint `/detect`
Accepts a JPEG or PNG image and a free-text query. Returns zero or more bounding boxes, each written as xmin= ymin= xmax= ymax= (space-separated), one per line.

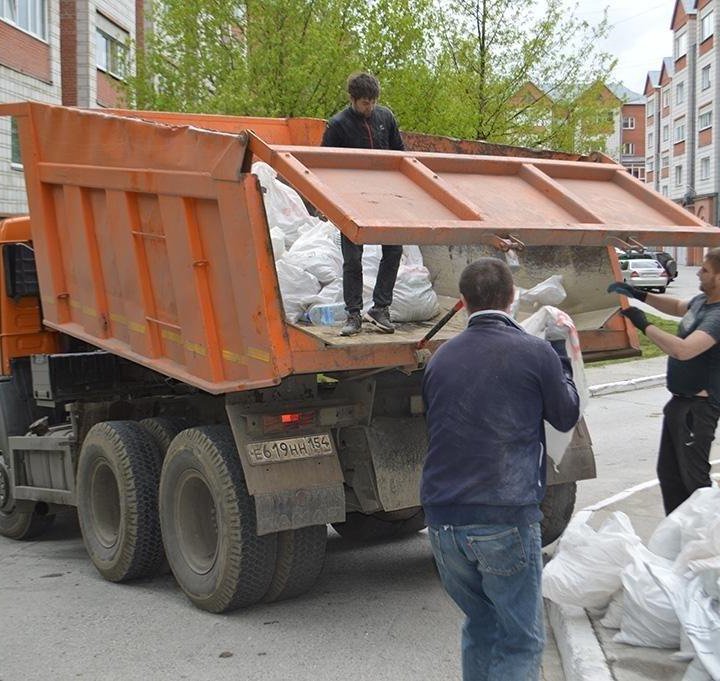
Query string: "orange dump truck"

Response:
xmin=1 ymin=102 xmax=719 ymax=613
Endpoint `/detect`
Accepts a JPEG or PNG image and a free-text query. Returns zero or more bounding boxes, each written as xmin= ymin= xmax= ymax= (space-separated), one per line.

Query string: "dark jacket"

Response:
xmin=421 ymin=312 xmax=580 ymax=527
xmin=321 ymin=105 xmax=404 ymax=151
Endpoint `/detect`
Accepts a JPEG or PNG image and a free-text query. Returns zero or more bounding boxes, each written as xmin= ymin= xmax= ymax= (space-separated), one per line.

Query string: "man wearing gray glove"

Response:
xmin=607 ymin=249 xmax=720 ymax=513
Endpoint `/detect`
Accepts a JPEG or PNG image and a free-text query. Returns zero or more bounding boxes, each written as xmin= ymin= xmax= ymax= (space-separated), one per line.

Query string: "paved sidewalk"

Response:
xmin=548 ymin=353 xmax=718 ymax=681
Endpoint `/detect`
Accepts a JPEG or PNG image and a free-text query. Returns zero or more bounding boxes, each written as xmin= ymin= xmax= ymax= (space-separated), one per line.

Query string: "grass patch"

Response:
xmin=591 ymin=313 xmax=678 ymax=367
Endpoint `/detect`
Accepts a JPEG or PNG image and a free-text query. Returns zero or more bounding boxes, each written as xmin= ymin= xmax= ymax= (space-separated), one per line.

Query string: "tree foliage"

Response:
xmin=122 ymin=0 xmax=619 ymax=152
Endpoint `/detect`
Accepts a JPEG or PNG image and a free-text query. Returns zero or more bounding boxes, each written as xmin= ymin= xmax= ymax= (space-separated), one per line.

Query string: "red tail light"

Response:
xmin=630 ymin=271 xmax=639 ymax=278
xmin=262 ymin=411 xmax=316 ymax=433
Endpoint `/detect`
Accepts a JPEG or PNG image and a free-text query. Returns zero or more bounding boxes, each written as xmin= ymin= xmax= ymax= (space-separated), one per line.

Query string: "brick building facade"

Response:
xmin=644 ymin=0 xmax=720 ymax=265
xmin=1 ymin=0 xmax=144 ymax=217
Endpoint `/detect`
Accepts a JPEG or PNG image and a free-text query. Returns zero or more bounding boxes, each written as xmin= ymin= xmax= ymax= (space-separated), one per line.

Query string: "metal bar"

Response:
xmin=38 ymin=163 xmax=217 ymax=199
xmin=518 ymin=164 xmax=604 ymax=224
xmin=612 ymin=170 xmax=706 ymax=226
xmin=399 ymin=157 xmax=484 ymax=220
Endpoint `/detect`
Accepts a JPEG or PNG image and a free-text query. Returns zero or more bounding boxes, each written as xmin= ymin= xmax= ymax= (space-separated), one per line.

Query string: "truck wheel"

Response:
xmin=540 ymin=481 xmax=577 ymax=546
xmin=0 ymin=464 xmax=55 ymax=540
xmin=139 ymin=417 xmax=191 ymax=465
xmin=264 ymin=525 xmax=327 ymax=603
xmin=159 ymin=426 xmax=277 ymax=613
xmin=331 ymin=507 xmax=426 ymax=542
xmin=77 ymin=421 xmax=164 ymax=581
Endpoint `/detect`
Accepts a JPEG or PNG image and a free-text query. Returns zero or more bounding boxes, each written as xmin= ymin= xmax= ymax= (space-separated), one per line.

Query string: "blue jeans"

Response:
xmin=428 ymin=522 xmax=545 ymax=681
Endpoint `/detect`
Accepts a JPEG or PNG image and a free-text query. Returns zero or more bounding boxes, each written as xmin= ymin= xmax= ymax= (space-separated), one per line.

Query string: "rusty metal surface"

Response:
xmin=249 ymin=136 xmax=719 ymax=248
xmin=402 ymin=131 xmax=588 ymax=161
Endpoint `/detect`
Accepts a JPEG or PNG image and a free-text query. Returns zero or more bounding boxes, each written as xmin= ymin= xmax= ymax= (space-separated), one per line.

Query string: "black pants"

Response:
xmin=657 ymin=395 xmax=720 ymax=515
xmin=341 ymin=235 xmax=402 ymax=314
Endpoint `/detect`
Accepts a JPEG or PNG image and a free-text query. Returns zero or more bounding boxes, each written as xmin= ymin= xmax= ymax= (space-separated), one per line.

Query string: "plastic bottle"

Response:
xmin=307 ymin=302 xmax=346 ymax=326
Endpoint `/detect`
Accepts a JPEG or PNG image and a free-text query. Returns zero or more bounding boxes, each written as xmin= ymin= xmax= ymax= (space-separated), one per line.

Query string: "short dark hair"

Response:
xmin=347 ymin=72 xmax=380 ymax=100
xmin=459 ymin=258 xmax=515 ymax=313
xmin=705 ymin=247 xmax=720 ymax=274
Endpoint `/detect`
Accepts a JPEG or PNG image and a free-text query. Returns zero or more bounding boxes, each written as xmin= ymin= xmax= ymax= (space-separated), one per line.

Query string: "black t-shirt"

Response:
xmin=667 ymin=294 xmax=720 ymax=400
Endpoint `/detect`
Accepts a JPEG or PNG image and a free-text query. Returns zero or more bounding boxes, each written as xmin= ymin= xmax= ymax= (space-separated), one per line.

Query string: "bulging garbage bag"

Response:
xmin=275 ymin=260 xmax=321 ymax=323
xmin=649 ymin=488 xmax=720 ymax=561
xmin=542 ymin=510 xmax=642 ymax=610
xmin=614 ymin=546 xmax=681 ymax=649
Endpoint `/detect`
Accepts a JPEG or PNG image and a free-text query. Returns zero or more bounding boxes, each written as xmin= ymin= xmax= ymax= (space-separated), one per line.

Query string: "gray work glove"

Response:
xmin=607 ymin=281 xmax=648 ymax=302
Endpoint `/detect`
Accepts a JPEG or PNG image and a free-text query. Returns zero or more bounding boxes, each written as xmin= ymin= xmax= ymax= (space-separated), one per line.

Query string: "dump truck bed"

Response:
xmin=3 ymin=102 xmax=720 ymax=394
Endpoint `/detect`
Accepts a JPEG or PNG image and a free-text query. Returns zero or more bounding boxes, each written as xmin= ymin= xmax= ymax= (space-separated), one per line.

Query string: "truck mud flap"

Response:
xmin=339 ymin=416 xmax=427 ymax=513
xmin=227 ymin=403 xmax=345 ymax=535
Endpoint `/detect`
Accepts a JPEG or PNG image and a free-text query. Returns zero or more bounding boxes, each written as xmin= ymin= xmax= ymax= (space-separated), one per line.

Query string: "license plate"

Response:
xmin=247 ymin=433 xmax=334 ymax=466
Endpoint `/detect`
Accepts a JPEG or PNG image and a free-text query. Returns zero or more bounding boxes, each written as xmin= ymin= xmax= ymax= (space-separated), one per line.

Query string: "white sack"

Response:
xmin=282 ymin=222 xmax=343 ymax=285
xmin=674 ymin=516 xmax=720 ymax=575
xmin=684 ymin=577 xmax=720 ymax=680
xmin=649 ymin=488 xmax=720 ymax=560
xmin=600 ymin=590 xmax=624 ymax=629
xmin=270 ymin=227 xmax=286 ymax=260
xmin=542 ymin=510 xmax=642 ymax=610
xmin=614 ymin=546 xmax=681 ymax=649
xmin=253 ymin=161 xmax=312 ymax=247
xmin=521 ymin=305 xmax=588 ymax=465
xmin=275 ymin=260 xmax=321 ymax=323
xmin=391 ymin=265 xmax=440 ymax=323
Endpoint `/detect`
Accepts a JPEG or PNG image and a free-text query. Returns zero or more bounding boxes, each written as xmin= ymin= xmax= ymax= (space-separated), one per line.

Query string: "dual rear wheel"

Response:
xmin=75 ymin=421 xmax=328 ymax=612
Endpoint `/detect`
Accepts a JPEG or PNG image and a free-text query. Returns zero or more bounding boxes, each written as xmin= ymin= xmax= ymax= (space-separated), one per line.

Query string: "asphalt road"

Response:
xmin=4 ymin=266 xmax=706 ymax=681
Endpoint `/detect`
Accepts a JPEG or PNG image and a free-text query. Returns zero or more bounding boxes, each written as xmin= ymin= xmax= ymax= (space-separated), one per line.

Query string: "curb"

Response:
xmin=588 ymin=374 xmax=665 ymax=397
xmin=547 ymin=601 xmax=613 ymax=681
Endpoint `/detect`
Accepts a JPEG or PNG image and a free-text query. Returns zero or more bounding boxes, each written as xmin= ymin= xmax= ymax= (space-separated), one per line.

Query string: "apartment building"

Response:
xmin=644 ymin=0 xmax=720 ymax=264
xmin=1 ymin=0 xmax=144 ymax=218
xmin=607 ymin=84 xmax=647 ymax=180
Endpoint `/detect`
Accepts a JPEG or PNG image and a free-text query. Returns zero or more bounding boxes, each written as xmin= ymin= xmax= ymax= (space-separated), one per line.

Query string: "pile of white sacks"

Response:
xmin=252 ymin=161 xmax=440 ymax=325
xmin=543 ymin=488 xmax=720 ymax=680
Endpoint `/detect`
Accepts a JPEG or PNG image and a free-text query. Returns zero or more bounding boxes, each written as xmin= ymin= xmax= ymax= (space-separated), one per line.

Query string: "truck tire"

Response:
xmin=139 ymin=417 xmax=191 ymax=465
xmin=264 ymin=525 xmax=327 ymax=603
xmin=540 ymin=481 xmax=577 ymax=546
xmin=159 ymin=426 xmax=277 ymax=613
xmin=331 ymin=507 xmax=426 ymax=542
xmin=0 ymin=490 xmax=55 ymax=540
xmin=76 ymin=421 xmax=165 ymax=582
xmin=0 ymin=373 xmax=55 ymax=541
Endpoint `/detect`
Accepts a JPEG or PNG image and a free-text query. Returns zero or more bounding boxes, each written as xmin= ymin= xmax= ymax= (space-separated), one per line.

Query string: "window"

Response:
xmin=675 ymin=31 xmax=687 ymax=59
xmin=702 ymin=65 xmax=712 ymax=90
xmin=95 ymin=14 xmax=128 ymax=79
xmin=699 ymin=109 xmax=712 ymax=130
xmin=700 ymin=156 xmax=711 ymax=180
xmin=674 ymin=118 xmax=686 ymax=142
xmin=648 ymin=132 xmax=654 ymax=147
xmin=662 ymin=89 xmax=670 ymax=108
xmin=661 ymin=186 xmax=669 ymax=196
xmin=702 ymin=11 xmax=714 ymax=42
xmin=621 ymin=143 xmax=635 ymax=155
xmin=0 ymin=0 xmax=46 ymax=39
xmin=628 ymin=165 xmax=645 ymax=181
xmin=647 ymin=158 xmax=655 ymax=173
xmin=662 ymin=153 xmax=670 ymax=169
xmin=662 ymin=124 xmax=669 ymax=141
xmin=10 ymin=118 xmax=22 ymax=167
xmin=676 ymin=82 xmax=685 ymax=106
xmin=675 ymin=165 xmax=683 ymax=187
xmin=622 ymin=116 xmax=636 ymax=129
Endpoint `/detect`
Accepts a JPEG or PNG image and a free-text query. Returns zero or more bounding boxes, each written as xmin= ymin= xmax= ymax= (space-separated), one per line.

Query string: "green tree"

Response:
xmin=429 ymin=0 xmax=618 ymax=151
xmin=122 ymin=0 xmax=618 ymax=153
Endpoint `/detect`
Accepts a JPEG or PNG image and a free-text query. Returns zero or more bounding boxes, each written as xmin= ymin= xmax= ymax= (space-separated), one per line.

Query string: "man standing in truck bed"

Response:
xmin=322 ymin=72 xmax=405 ymax=337
xmin=422 ymin=258 xmax=580 ymax=681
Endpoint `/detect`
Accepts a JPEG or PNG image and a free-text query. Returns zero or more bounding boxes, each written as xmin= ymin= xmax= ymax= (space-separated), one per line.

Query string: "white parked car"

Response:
xmin=620 ymin=258 xmax=668 ymax=293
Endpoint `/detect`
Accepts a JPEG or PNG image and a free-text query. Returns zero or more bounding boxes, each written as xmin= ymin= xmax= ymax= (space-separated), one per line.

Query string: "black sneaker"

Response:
xmin=364 ymin=306 xmax=394 ymax=334
xmin=340 ymin=312 xmax=362 ymax=336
